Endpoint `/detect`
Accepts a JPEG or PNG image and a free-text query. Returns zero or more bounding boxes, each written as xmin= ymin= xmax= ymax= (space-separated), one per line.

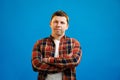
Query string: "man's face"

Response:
xmin=50 ymin=16 xmax=68 ymax=36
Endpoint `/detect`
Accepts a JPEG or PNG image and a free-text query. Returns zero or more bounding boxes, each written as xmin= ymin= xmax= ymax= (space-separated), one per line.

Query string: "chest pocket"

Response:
xmin=62 ymin=44 xmax=73 ymax=54
xmin=40 ymin=44 xmax=55 ymax=58
xmin=59 ymin=39 xmax=74 ymax=56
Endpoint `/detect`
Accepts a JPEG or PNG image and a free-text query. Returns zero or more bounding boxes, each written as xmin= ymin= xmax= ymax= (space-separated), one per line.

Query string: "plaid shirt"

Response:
xmin=32 ymin=35 xmax=82 ymax=80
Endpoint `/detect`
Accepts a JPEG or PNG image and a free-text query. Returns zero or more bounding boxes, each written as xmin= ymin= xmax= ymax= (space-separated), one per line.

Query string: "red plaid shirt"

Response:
xmin=32 ymin=35 xmax=82 ymax=80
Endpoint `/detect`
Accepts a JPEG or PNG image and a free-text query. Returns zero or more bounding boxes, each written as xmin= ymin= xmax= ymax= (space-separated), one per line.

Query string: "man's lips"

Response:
xmin=54 ymin=29 xmax=61 ymax=30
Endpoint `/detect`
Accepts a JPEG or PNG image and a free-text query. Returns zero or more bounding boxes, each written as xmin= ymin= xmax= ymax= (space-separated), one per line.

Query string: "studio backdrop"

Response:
xmin=0 ymin=0 xmax=120 ymax=80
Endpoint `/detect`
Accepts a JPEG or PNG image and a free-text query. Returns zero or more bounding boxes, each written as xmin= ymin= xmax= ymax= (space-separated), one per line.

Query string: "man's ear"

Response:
xmin=49 ymin=21 xmax=51 ymax=28
xmin=66 ymin=24 xmax=69 ymax=30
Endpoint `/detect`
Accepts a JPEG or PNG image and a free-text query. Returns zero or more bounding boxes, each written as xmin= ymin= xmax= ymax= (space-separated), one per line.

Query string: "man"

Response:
xmin=32 ymin=10 xmax=82 ymax=80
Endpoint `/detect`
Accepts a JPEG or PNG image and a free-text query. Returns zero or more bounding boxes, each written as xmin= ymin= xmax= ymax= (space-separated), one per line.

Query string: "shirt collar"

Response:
xmin=50 ymin=35 xmax=67 ymax=41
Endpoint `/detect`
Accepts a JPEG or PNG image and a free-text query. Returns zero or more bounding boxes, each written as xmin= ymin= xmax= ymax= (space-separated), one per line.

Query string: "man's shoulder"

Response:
xmin=34 ymin=37 xmax=51 ymax=44
xmin=37 ymin=37 xmax=50 ymax=41
xmin=66 ymin=36 xmax=79 ymax=42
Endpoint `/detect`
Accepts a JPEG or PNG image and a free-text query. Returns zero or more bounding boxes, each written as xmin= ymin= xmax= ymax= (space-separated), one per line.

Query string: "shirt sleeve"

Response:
xmin=32 ymin=40 xmax=65 ymax=73
xmin=46 ymin=39 xmax=82 ymax=68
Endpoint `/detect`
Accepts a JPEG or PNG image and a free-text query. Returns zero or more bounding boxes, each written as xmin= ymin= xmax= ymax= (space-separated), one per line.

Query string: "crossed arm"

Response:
xmin=32 ymin=39 xmax=82 ymax=73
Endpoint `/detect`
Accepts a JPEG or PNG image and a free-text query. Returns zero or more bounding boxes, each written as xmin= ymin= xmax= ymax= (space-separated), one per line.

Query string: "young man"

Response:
xmin=32 ymin=10 xmax=82 ymax=80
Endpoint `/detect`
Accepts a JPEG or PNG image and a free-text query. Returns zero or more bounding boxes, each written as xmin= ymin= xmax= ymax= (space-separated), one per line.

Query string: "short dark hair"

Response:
xmin=50 ymin=10 xmax=69 ymax=24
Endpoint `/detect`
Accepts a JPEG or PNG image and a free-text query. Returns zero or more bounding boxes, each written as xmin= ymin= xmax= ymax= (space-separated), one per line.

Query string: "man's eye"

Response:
xmin=54 ymin=21 xmax=58 ymax=23
xmin=61 ymin=22 xmax=65 ymax=24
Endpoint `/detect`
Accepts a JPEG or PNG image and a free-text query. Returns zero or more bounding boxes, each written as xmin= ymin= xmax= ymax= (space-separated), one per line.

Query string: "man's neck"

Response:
xmin=51 ymin=34 xmax=64 ymax=40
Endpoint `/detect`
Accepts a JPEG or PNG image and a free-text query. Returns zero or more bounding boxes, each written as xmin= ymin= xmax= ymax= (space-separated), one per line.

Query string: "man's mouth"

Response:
xmin=54 ymin=29 xmax=61 ymax=30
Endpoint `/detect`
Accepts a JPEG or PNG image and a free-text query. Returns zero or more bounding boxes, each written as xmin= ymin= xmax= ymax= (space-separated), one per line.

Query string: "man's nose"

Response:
xmin=57 ymin=22 xmax=61 ymax=27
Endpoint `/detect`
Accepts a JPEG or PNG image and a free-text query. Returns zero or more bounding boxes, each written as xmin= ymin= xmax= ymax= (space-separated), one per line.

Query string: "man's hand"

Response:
xmin=63 ymin=53 xmax=73 ymax=58
xmin=42 ymin=58 xmax=48 ymax=63
xmin=68 ymin=53 xmax=73 ymax=57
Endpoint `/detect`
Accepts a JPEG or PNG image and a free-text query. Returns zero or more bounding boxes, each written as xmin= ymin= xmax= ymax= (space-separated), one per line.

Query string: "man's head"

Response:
xmin=50 ymin=10 xmax=69 ymax=38
xmin=50 ymin=10 xmax=69 ymax=24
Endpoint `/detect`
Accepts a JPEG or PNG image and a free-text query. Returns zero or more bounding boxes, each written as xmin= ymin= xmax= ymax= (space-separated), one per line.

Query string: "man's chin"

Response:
xmin=56 ymin=33 xmax=63 ymax=36
xmin=56 ymin=34 xmax=62 ymax=36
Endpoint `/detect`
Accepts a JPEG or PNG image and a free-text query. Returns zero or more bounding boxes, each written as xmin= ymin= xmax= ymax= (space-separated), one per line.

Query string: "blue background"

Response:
xmin=0 ymin=0 xmax=120 ymax=80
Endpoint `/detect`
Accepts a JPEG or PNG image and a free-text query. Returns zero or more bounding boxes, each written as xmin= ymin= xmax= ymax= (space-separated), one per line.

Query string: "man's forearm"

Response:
xmin=42 ymin=51 xmax=82 ymax=68
xmin=32 ymin=58 xmax=66 ymax=73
